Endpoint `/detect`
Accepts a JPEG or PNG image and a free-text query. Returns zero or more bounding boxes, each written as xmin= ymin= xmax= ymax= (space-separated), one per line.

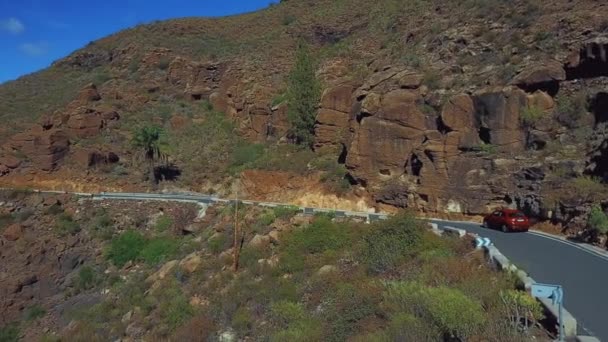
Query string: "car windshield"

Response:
xmin=509 ymin=212 xmax=525 ymax=218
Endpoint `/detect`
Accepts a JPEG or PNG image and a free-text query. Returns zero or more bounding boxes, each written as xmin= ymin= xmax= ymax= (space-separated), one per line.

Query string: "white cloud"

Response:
xmin=19 ymin=42 xmax=49 ymax=56
xmin=0 ymin=18 xmax=25 ymax=34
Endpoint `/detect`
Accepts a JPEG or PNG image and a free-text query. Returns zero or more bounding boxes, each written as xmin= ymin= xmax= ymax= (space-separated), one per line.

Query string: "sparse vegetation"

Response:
xmin=24 ymin=305 xmax=46 ymax=322
xmin=520 ymin=105 xmax=545 ymax=126
xmin=55 ymin=213 xmax=81 ymax=236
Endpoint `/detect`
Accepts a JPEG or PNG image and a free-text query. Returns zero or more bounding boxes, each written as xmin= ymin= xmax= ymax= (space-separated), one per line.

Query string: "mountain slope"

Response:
xmin=0 ymin=0 xmax=608 ymax=241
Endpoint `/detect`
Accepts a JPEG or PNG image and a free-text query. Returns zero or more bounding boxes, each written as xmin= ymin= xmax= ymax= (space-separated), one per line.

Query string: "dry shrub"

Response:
xmin=171 ymin=314 xmax=216 ymax=342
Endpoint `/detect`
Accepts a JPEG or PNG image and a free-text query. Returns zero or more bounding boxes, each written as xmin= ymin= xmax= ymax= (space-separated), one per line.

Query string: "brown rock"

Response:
xmin=441 ymin=94 xmax=476 ymax=131
xmin=0 ymin=155 xmax=22 ymax=169
xmin=66 ymin=108 xmax=104 ymax=138
xmin=396 ymin=71 xmax=423 ymax=89
xmin=378 ymin=90 xmax=426 ymax=130
xmin=249 ymin=234 xmax=270 ymax=249
xmin=8 ymin=128 xmax=70 ymax=171
xmin=169 ymin=114 xmax=189 ymax=130
xmin=320 ymin=85 xmax=353 ymax=113
xmin=3 ymin=224 xmax=24 ymax=241
xmin=512 ymin=61 xmax=566 ymax=88
xmin=179 ymin=253 xmax=202 ymax=274
xmin=77 ymin=83 xmax=101 ymax=103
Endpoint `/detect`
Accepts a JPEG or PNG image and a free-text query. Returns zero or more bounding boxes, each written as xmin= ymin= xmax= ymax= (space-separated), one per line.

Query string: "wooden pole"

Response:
xmin=232 ymin=180 xmax=240 ymax=272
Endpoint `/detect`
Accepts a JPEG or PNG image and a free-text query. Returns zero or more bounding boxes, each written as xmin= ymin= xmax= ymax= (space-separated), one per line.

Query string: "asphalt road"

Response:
xmin=432 ymin=220 xmax=608 ymax=341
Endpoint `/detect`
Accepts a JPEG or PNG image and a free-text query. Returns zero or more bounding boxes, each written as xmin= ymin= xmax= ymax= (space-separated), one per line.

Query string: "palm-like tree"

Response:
xmin=132 ymin=125 xmax=168 ymax=186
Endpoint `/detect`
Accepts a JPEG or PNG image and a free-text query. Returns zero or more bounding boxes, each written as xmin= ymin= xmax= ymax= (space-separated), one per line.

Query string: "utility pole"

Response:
xmin=232 ymin=179 xmax=240 ymax=272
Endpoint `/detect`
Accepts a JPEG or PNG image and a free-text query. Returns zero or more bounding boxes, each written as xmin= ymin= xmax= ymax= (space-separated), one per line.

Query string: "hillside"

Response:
xmin=0 ymin=190 xmax=548 ymax=341
xmin=0 ymin=0 xmax=608 ymax=243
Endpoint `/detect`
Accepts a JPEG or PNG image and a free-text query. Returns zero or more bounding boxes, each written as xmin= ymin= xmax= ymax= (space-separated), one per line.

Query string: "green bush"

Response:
xmin=384 ymin=281 xmax=485 ymax=340
xmin=55 ymin=213 xmax=80 ymax=236
xmin=500 ymin=290 xmax=543 ymax=332
xmin=158 ymin=57 xmax=171 ymax=70
xmin=231 ymin=143 xmax=266 ymax=170
xmin=520 ymin=105 xmax=545 ymax=126
xmin=0 ymin=214 xmax=14 ymax=231
xmin=232 ymin=307 xmax=253 ymax=336
xmin=588 ymin=205 xmax=608 ymax=235
xmin=386 ymin=313 xmax=439 ymax=342
xmin=556 ymin=92 xmax=588 ymax=127
xmin=92 ymin=209 xmax=114 ymax=240
xmin=106 ymin=230 xmax=147 ymax=267
xmin=363 ymin=213 xmax=424 ymax=273
xmin=155 ymin=215 xmax=173 ymax=232
xmin=0 ymin=324 xmax=19 ymax=342
xmin=270 ymin=301 xmax=306 ymax=328
xmin=75 ymin=266 xmax=98 ymax=291
xmin=45 ymin=204 xmax=64 ymax=216
xmin=157 ymin=280 xmax=194 ymax=331
xmin=13 ymin=208 xmax=34 ymax=222
xmin=477 ymin=143 xmax=497 ymax=155
xmin=139 ymin=237 xmax=179 ymax=265
xmin=422 ymin=70 xmax=441 ymax=89
xmin=208 ymin=233 xmax=228 ymax=254
xmin=24 ymin=304 xmax=46 ymax=321
xmin=273 ymin=205 xmax=300 ymax=220
xmin=269 ymin=301 xmax=322 ymax=342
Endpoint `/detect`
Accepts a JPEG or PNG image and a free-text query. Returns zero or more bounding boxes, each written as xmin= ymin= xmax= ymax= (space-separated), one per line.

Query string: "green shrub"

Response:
xmin=520 ymin=105 xmax=545 ymax=126
xmin=139 ymin=237 xmax=179 ymax=265
xmin=500 ymin=290 xmax=543 ymax=332
xmin=232 ymin=307 xmax=253 ymax=336
xmin=24 ymin=304 xmax=46 ymax=321
xmin=92 ymin=209 xmax=114 ymax=240
xmin=556 ymin=92 xmax=588 ymax=127
xmin=55 ymin=213 xmax=80 ymax=236
xmin=282 ymin=14 xmax=296 ymax=26
xmin=588 ymin=205 xmax=608 ymax=235
xmin=422 ymin=70 xmax=441 ymax=89
xmin=157 ymin=280 xmax=194 ymax=331
xmin=322 ymin=282 xmax=381 ymax=341
xmin=158 ymin=57 xmax=171 ymax=70
xmin=128 ymin=57 xmax=140 ymax=73
xmin=270 ymin=301 xmax=306 ymax=328
xmin=571 ymin=176 xmax=605 ymax=202
xmin=0 ymin=324 xmax=19 ymax=342
xmin=155 ymin=215 xmax=173 ymax=232
xmin=0 ymin=214 xmax=14 ymax=231
xmin=269 ymin=301 xmax=322 ymax=342
xmin=363 ymin=213 xmax=424 ymax=273
xmin=271 ymin=93 xmax=287 ymax=107
xmin=45 ymin=204 xmax=64 ymax=216
xmin=231 ymin=143 xmax=266 ymax=169
xmin=106 ymin=230 xmax=147 ymax=267
xmin=13 ymin=208 xmax=33 ymax=222
xmin=477 ymin=143 xmax=497 ymax=154
xmin=273 ymin=205 xmax=300 ymax=220
xmin=208 ymin=233 xmax=228 ymax=254
xmin=384 ymin=281 xmax=485 ymax=340
xmin=76 ymin=266 xmax=97 ymax=291
xmin=386 ymin=313 xmax=439 ymax=342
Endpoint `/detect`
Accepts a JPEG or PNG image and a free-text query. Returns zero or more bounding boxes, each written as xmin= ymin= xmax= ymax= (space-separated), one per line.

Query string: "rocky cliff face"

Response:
xmin=1 ymin=0 xmax=608 ymax=233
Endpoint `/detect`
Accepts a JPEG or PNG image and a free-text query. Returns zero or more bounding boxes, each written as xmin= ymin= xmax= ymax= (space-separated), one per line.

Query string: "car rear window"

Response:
xmin=509 ymin=212 xmax=525 ymax=218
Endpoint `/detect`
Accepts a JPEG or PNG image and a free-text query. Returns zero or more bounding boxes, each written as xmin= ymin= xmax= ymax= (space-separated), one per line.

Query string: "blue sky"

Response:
xmin=0 ymin=0 xmax=274 ymax=83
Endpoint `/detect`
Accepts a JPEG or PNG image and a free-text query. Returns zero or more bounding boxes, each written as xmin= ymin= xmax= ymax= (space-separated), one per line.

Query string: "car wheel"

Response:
xmin=482 ymin=220 xmax=488 ymax=228
xmin=501 ymin=224 xmax=509 ymax=233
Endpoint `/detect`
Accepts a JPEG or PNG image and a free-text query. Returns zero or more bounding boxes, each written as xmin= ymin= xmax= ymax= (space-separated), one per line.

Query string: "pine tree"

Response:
xmin=286 ymin=41 xmax=321 ymax=147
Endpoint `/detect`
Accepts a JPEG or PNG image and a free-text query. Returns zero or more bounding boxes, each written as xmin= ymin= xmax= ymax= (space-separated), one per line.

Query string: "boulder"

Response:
xmin=76 ymin=83 xmax=101 ymax=103
xmin=511 ymin=61 xmax=566 ymax=89
xmin=248 ymin=234 xmax=270 ymax=249
xmin=0 ymin=155 xmax=21 ymax=169
xmin=7 ymin=128 xmax=70 ymax=171
xmin=66 ymin=108 xmax=104 ymax=138
xmin=3 ymin=224 xmax=24 ymax=241
xmin=146 ymin=260 xmax=178 ymax=283
xmin=179 ymin=253 xmax=202 ymax=274
xmin=268 ymin=230 xmax=280 ymax=244
xmin=396 ymin=71 xmax=423 ymax=89
xmin=317 ymin=265 xmax=337 ymax=276
xmin=441 ymin=94 xmax=476 ymax=131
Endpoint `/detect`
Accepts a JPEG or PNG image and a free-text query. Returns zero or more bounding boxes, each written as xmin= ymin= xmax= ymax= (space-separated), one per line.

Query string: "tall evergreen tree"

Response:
xmin=287 ymin=41 xmax=321 ymax=147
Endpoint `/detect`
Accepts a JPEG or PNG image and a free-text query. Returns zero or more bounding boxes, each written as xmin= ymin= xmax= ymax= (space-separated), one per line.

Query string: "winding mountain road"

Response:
xmin=432 ymin=220 xmax=608 ymax=341
xmin=25 ymin=190 xmax=608 ymax=340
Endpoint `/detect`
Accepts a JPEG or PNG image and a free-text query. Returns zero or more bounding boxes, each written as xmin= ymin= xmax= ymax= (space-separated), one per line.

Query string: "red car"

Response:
xmin=482 ymin=208 xmax=530 ymax=232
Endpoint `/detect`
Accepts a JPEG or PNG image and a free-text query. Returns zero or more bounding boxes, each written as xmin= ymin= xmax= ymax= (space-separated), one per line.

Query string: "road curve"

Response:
xmin=432 ymin=220 xmax=608 ymax=341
